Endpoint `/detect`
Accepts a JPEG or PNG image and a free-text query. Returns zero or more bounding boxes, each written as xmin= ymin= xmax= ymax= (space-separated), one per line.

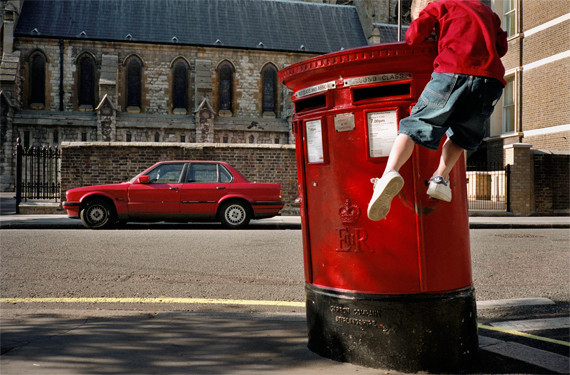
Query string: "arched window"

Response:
xmin=172 ymin=59 xmax=189 ymax=113
xmin=217 ymin=61 xmax=234 ymax=115
xmin=125 ymin=56 xmax=142 ymax=111
xmin=29 ymin=52 xmax=46 ymax=108
xmin=261 ymin=64 xmax=277 ymax=115
xmin=78 ymin=54 xmax=96 ymax=109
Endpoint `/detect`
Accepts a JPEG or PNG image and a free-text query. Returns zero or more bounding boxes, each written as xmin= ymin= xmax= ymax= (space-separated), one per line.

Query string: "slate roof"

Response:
xmin=14 ymin=0 xmax=368 ymax=54
xmin=375 ymin=23 xmax=409 ymax=43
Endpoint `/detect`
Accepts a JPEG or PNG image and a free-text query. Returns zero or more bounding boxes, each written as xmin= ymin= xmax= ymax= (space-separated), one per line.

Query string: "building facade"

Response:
xmin=484 ymin=0 xmax=569 ymax=214
xmin=1 ymin=0 xmax=567 ymax=214
xmin=0 ymin=0 xmax=376 ymax=191
xmin=484 ymin=0 xmax=569 ymax=158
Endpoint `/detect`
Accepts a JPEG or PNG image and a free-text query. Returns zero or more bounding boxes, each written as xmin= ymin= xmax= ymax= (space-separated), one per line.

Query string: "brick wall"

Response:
xmin=523 ymin=0 xmax=570 ymax=30
xmin=533 ymin=151 xmax=570 ymax=214
xmin=504 ymin=143 xmax=534 ymax=215
xmin=60 ymin=142 xmax=299 ymax=213
xmin=524 ymin=131 xmax=570 ymax=151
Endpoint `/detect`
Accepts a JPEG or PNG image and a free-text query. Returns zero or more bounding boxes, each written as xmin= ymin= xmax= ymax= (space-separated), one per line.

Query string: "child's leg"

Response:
xmin=427 ymin=138 xmax=465 ymax=202
xmin=368 ymin=134 xmax=415 ymax=221
xmin=432 ymin=138 xmax=465 ymax=181
xmin=383 ymin=133 xmax=416 ymax=175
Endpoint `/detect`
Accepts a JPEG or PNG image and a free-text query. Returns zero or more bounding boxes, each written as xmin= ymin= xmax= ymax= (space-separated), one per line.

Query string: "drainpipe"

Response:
xmin=59 ymin=39 xmax=64 ymax=111
xmin=397 ymin=0 xmax=402 ymax=41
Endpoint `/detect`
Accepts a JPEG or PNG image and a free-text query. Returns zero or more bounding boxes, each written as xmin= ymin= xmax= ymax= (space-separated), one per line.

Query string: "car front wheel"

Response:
xmin=220 ymin=201 xmax=250 ymax=229
xmin=80 ymin=199 xmax=116 ymax=229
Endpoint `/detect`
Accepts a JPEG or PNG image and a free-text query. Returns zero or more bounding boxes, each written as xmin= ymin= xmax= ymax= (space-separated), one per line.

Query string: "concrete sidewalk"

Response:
xmin=1 ymin=212 xmax=569 ymax=230
xmin=2 ymin=308 xmax=567 ymax=375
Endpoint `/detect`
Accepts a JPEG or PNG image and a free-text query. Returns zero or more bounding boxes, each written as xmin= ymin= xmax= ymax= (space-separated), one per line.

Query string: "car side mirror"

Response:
xmin=135 ymin=175 xmax=151 ymax=184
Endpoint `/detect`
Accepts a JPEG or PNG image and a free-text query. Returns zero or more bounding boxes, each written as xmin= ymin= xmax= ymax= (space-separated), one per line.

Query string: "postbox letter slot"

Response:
xmin=353 ymin=83 xmax=411 ymax=103
xmin=295 ymin=94 xmax=327 ymax=113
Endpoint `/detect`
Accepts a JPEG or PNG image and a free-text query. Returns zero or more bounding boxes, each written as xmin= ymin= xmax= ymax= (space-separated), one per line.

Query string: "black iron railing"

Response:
xmin=15 ymin=138 xmax=61 ymax=212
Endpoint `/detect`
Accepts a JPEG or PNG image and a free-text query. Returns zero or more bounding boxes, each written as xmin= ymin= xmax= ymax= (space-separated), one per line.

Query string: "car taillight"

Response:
xmin=279 ymin=189 xmax=283 ymax=199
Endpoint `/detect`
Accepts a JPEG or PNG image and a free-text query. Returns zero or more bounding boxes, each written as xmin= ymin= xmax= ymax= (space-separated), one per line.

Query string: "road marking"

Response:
xmin=0 ymin=297 xmax=306 ymax=307
xmin=479 ymin=337 xmax=570 ymax=374
xmin=476 ymin=297 xmax=555 ymax=309
xmin=490 ymin=317 xmax=570 ymax=332
xmin=2 ymin=297 xmax=554 ymax=308
xmin=478 ymin=323 xmax=570 ymax=347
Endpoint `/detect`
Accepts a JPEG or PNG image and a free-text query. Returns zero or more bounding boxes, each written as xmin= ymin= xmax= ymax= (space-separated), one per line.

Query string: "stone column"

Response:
xmin=504 ymin=143 xmax=534 ymax=215
xmin=194 ymin=59 xmax=212 ymax=106
xmin=95 ymin=94 xmax=117 ymax=142
xmin=195 ymin=97 xmax=214 ymax=143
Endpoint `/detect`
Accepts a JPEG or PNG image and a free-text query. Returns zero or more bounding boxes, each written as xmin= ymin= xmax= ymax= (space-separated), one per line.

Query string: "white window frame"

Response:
xmin=503 ymin=0 xmax=517 ymax=39
xmin=502 ymin=75 xmax=515 ymax=134
xmin=488 ymin=69 xmax=518 ymax=138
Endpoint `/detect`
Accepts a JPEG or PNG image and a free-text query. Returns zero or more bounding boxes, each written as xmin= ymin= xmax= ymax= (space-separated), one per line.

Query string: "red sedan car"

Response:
xmin=63 ymin=161 xmax=284 ymax=229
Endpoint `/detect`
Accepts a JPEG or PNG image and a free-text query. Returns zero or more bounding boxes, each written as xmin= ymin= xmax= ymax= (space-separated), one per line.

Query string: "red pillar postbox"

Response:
xmin=279 ymin=42 xmax=477 ymax=372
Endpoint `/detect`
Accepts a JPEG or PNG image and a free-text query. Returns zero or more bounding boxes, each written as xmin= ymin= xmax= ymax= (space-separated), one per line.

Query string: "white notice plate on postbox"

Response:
xmin=367 ymin=111 xmax=398 ymax=158
xmin=306 ymin=119 xmax=324 ymax=163
xmin=334 ymin=112 xmax=355 ymax=132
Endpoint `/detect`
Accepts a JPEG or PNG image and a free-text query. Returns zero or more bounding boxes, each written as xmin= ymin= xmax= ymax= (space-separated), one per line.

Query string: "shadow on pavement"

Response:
xmin=0 ymin=311 xmax=558 ymax=375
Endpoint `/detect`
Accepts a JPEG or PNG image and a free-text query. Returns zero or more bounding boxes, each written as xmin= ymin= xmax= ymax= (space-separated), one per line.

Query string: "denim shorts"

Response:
xmin=398 ymin=72 xmax=504 ymax=151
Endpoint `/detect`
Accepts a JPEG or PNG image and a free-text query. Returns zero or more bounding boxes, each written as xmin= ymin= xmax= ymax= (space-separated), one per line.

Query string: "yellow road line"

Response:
xmin=0 ymin=297 xmax=305 ymax=307
xmin=478 ymin=323 xmax=570 ymax=347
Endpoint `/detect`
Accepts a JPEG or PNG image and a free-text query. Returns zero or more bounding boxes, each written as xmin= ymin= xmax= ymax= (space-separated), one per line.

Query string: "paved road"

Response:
xmin=1 ymin=227 xmax=568 ymax=374
xmin=2 ymin=228 xmax=568 ymax=304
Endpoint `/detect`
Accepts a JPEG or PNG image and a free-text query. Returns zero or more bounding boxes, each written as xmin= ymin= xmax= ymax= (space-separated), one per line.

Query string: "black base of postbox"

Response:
xmin=305 ymin=284 xmax=478 ymax=372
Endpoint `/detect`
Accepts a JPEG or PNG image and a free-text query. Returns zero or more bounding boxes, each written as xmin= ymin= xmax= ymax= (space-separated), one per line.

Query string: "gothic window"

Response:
xmin=261 ymin=64 xmax=277 ymax=115
xmin=172 ymin=59 xmax=189 ymax=113
xmin=77 ymin=54 xmax=96 ymax=109
xmin=29 ymin=52 xmax=46 ymax=108
xmin=217 ymin=61 xmax=234 ymax=114
xmin=126 ymin=56 xmax=142 ymax=111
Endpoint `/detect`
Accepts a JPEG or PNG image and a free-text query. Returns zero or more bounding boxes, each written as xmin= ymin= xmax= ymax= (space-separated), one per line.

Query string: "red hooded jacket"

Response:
xmin=406 ymin=0 xmax=508 ymax=86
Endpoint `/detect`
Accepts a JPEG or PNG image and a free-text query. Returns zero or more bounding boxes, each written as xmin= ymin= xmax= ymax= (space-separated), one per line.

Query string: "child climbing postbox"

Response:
xmin=279 ymin=42 xmax=477 ymax=372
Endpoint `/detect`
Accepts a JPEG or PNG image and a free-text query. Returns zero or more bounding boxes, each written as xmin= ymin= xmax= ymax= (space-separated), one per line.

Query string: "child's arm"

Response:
xmin=405 ymin=7 xmax=438 ymax=45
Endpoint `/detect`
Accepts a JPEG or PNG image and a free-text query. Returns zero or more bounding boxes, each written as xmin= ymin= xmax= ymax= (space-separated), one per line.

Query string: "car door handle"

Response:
xmin=216 ymin=186 xmax=226 ymax=190
xmin=169 ymin=187 xmax=179 ymax=190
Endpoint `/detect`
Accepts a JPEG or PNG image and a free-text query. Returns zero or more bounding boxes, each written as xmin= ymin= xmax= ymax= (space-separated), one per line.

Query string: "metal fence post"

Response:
xmin=505 ymin=164 xmax=511 ymax=212
xmin=15 ymin=138 xmax=22 ymax=214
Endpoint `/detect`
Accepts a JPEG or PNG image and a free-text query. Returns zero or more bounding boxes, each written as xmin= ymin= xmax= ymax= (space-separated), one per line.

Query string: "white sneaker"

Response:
xmin=427 ymin=176 xmax=452 ymax=202
xmin=367 ymin=170 xmax=404 ymax=221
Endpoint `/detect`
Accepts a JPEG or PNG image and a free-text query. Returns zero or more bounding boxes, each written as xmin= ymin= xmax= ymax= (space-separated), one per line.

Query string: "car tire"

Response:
xmin=219 ymin=201 xmax=251 ymax=229
xmin=80 ymin=199 xmax=116 ymax=229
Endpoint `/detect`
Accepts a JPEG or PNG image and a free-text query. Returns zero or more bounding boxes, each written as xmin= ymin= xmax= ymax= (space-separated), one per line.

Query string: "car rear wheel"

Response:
xmin=80 ymin=199 xmax=116 ymax=229
xmin=220 ymin=201 xmax=250 ymax=229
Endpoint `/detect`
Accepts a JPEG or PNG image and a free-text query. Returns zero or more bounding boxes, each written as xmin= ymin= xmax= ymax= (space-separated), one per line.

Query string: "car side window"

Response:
xmin=187 ymin=163 xmax=233 ymax=183
xmin=146 ymin=163 xmax=184 ymax=184
xmin=219 ymin=165 xmax=233 ymax=183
